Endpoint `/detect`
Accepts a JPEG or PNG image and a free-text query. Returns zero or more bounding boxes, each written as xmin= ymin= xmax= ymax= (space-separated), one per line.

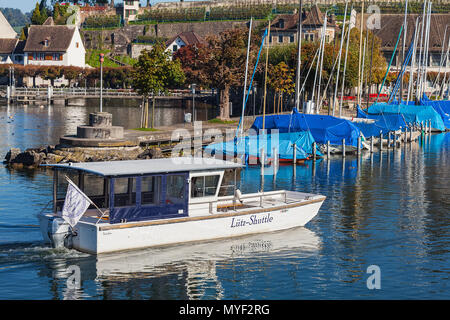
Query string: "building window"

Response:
xmin=44 ymin=39 xmax=49 ymax=47
xmin=173 ymin=44 xmax=178 ymax=52
xmin=33 ymin=53 xmax=45 ymax=61
xmin=278 ymin=35 xmax=283 ymax=43
xmin=53 ymin=53 xmax=62 ymax=61
xmin=290 ymin=35 xmax=295 ymax=43
xmin=278 ymin=19 xmax=284 ymax=29
xmin=76 ymin=42 xmax=79 ymax=48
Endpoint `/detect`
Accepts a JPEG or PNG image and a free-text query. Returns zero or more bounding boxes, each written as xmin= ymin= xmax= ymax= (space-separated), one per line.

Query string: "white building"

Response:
xmin=0 ymin=10 xmax=17 ymax=39
xmin=165 ymin=31 xmax=205 ymax=55
xmin=123 ymin=0 xmax=140 ymax=22
xmin=23 ymin=24 xmax=86 ymax=68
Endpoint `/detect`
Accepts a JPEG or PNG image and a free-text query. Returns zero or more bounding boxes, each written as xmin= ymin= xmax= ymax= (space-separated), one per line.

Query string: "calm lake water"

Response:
xmin=0 ymin=102 xmax=449 ymax=300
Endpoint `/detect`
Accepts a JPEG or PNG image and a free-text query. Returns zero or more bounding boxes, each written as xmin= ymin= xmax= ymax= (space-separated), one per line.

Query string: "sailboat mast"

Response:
xmin=400 ymin=0 xmax=408 ymax=103
xmin=294 ymin=0 xmax=303 ymax=111
xmin=417 ymin=0 xmax=427 ymax=100
xmin=340 ymin=4 xmax=354 ymax=117
xmin=407 ymin=18 xmax=419 ymax=103
xmin=262 ymin=21 xmax=271 ymax=131
xmin=357 ymin=0 xmax=365 ymax=106
xmin=333 ymin=0 xmax=349 ymax=117
xmin=239 ymin=17 xmax=253 ymax=137
xmin=316 ymin=11 xmax=328 ymax=113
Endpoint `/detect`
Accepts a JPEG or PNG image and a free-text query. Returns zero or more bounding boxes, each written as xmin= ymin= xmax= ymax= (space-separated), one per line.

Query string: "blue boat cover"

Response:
xmin=356 ymin=105 xmax=407 ymax=137
xmin=250 ymin=108 xmax=362 ymax=147
xmin=420 ymin=94 xmax=450 ymax=129
xmin=204 ymin=131 xmax=322 ymax=161
xmin=367 ymin=102 xmax=446 ymax=131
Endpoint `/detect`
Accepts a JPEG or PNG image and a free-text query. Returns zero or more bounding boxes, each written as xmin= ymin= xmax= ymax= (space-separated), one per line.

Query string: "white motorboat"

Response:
xmin=38 ymin=157 xmax=325 ymax=254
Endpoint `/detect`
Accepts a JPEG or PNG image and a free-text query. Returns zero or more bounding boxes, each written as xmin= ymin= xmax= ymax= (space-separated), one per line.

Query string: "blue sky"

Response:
xmin=0 ymin=1 xmax=183 ymax=14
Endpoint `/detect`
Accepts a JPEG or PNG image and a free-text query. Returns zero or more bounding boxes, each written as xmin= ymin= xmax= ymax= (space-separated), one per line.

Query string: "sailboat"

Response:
xmin=364 ymin=0 xmax=447 ymax=132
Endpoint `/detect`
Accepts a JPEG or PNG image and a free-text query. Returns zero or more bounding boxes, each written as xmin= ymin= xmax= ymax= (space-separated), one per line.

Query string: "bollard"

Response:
xmin=370 ymin=137 xmax=374 ymax=153
xmin=327 ymin=140 xmax=330 ymax=158
xmin=387 ymin=131 xmax=391 ymax=149
xmin=379 ymin=131 xmax=383 ymax=151
xmin=357 ymin=136 xmax=361 ymax=156
xmin=429 ymin=120 xmax=432 ymax=134
xmin=293 ymin=143 xmax=297 ymax=164
xmin=312 ymin=142 xmax=317 ymax=160
xmin=342 ymin=139 xmax=346 ymax=157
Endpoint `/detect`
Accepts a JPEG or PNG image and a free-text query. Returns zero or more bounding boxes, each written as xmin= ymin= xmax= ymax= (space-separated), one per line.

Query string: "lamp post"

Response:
xmin=99 ymin=53 xmax=104 ymax=113
xmin=192 ymin=83 xmax=196 ymax=123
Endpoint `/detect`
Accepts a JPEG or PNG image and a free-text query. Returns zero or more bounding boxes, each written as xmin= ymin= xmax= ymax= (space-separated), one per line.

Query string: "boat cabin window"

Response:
xmin=166 ymin=174 xmax=185 ymax=204
xmin=141 ymin=175 xmax=161 ymax=205
xmin=191 ymin=175 xmax=220 ymax=198
xmin=55 ymin=169 xmax=108 ymax=211
xmin=113 ymin=177 xmax=136 ymax=207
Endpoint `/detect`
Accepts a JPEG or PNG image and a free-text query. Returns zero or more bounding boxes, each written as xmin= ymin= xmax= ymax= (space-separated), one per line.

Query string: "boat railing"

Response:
xmin=192 ymin=189 xmax=294 ymax=213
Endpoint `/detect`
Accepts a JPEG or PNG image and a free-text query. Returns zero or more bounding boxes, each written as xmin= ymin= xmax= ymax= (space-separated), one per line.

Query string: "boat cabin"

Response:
xmin=46 ymin=157 xmax=243 ymax=224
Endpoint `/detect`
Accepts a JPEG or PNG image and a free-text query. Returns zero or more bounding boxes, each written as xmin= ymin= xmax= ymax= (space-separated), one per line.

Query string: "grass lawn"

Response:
xmin=207 ymin=118 xmax=237 ymax=125
xmin=132 ymin=127 xmax=159 ymax=132
xmin=86 ymin=49 xmax=121 ymax=68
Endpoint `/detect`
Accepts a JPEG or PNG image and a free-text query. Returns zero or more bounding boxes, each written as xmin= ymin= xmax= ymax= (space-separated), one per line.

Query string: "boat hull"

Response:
xmin=38 ymin=196 xmax=325 ymax=254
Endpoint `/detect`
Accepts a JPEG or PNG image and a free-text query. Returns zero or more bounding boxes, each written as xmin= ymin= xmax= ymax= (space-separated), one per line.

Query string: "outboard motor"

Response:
xmin=47 ymin=216 xmax=73 ymax=249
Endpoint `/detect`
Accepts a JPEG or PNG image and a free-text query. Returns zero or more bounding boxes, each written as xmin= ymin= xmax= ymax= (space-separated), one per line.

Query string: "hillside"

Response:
xmin=0 ymin=7 xmax=30 ymax=27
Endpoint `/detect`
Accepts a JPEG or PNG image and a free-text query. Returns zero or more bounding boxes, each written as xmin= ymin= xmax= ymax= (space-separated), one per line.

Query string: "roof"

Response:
xmin=23 ymin=25 xmax=76 ymax=53
xmin=270 ymin=5 xmax=336 ymax=31
xmin=42 ymin=157 xmax=243 ymax=176
xmin=42 ymin=17 xmax=55 ymax=26
xmin=302 ymin=4 xmax=325 ymax=26
xmin=13 ymin=40 xmax=26 ymax=55
xmin=166 ymin=31 xmax=205 ymax=48
xmin=0 ymin=11 xmax=17 ymax=39
xmin=0 ymin=38 xmax=18 ymax=54
xmin=375 ymin=14 xmax=450 ymax=51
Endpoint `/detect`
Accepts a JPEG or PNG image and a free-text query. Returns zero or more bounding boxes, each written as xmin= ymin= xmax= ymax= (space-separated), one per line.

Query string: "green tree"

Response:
xmin=267 ymin=61 xmax=295 ymax=114
xmin=195 ymin=28 xmax=258 ymax=120
xmin=31 ymin=2 xmax=48 ymax=25
xmin=131 ymin=43 xmax=185 ymax=128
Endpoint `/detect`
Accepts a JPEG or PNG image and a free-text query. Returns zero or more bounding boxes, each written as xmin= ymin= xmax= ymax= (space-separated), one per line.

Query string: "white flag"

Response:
xmin=62 ymin=178 xmax=92 ymax=227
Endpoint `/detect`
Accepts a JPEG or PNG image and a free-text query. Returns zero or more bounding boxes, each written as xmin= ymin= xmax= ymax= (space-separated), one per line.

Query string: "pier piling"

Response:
xmin=342 ymin=139 xmax=345 ymax=157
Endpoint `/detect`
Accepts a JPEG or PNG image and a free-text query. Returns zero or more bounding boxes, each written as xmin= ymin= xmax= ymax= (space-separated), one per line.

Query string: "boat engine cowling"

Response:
xmin=47 ymin=217 xmax=73 ymax=249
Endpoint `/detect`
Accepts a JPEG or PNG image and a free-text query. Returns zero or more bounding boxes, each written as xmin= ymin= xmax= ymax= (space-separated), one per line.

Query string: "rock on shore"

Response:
xmin=3 ymin=145 xmax=164 ymax=169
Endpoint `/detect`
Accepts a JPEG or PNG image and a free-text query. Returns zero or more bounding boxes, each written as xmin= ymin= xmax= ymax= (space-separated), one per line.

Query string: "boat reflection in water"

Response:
xmin=57 ymin=227 xmax=319 ymax=299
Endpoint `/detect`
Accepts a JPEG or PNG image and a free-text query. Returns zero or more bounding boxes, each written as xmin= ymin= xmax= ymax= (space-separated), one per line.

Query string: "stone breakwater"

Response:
xmin=3 ymin=145 xmax=164 ymax=169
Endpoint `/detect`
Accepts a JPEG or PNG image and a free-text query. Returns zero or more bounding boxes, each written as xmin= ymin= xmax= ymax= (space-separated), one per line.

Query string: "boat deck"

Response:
xmin=45 ymin=191 xmax=325 ymax=230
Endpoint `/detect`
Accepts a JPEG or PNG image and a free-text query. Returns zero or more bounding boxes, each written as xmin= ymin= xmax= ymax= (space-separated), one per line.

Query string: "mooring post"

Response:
xmin=409 ymin=125 xmax=412 ymax=142
xmin=342 ymin=138 xmax=345 ymax=157
xmin=327 ymin=140 xmax=330 ymax=158
xmin=312 ymin=142 xmax=317 ymax=160
xmin=387 ymin=131 xmax=391 ymax=149
xmin=370 ymin=137 xmax=374 ymax=153
xmin=428 ymin=120 xmax=432 ymax=134
xmin=357 ymin=136 xmax=361 ymax=156
xmin=379 ymin=131 xmax=383 ymax=151
xmin=293 ymin=143 xmax=297 ymax=164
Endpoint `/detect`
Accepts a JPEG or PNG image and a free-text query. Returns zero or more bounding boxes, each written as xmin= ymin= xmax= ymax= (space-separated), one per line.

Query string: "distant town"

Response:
xmin=1 ymin=0 xmax=449 ymax=119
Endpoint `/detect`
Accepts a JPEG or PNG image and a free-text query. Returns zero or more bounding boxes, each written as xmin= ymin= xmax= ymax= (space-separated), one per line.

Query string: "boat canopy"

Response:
xmin=420 ymin=94 xmax=450 ymax=129
xmin=42 ymin=157 xmax=243 ymax=177
xmin=250 ymin=108 xmax=362 ymax=147
xmin=367 ymin=102 xmax=446 ymax=131
xmin=45 ymin=158 xmax=241 ymax=225
xmin=204 ymin=131 xmax=322 ymax=161
xmin=356 ymin=106 xmax=407 ymax=137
